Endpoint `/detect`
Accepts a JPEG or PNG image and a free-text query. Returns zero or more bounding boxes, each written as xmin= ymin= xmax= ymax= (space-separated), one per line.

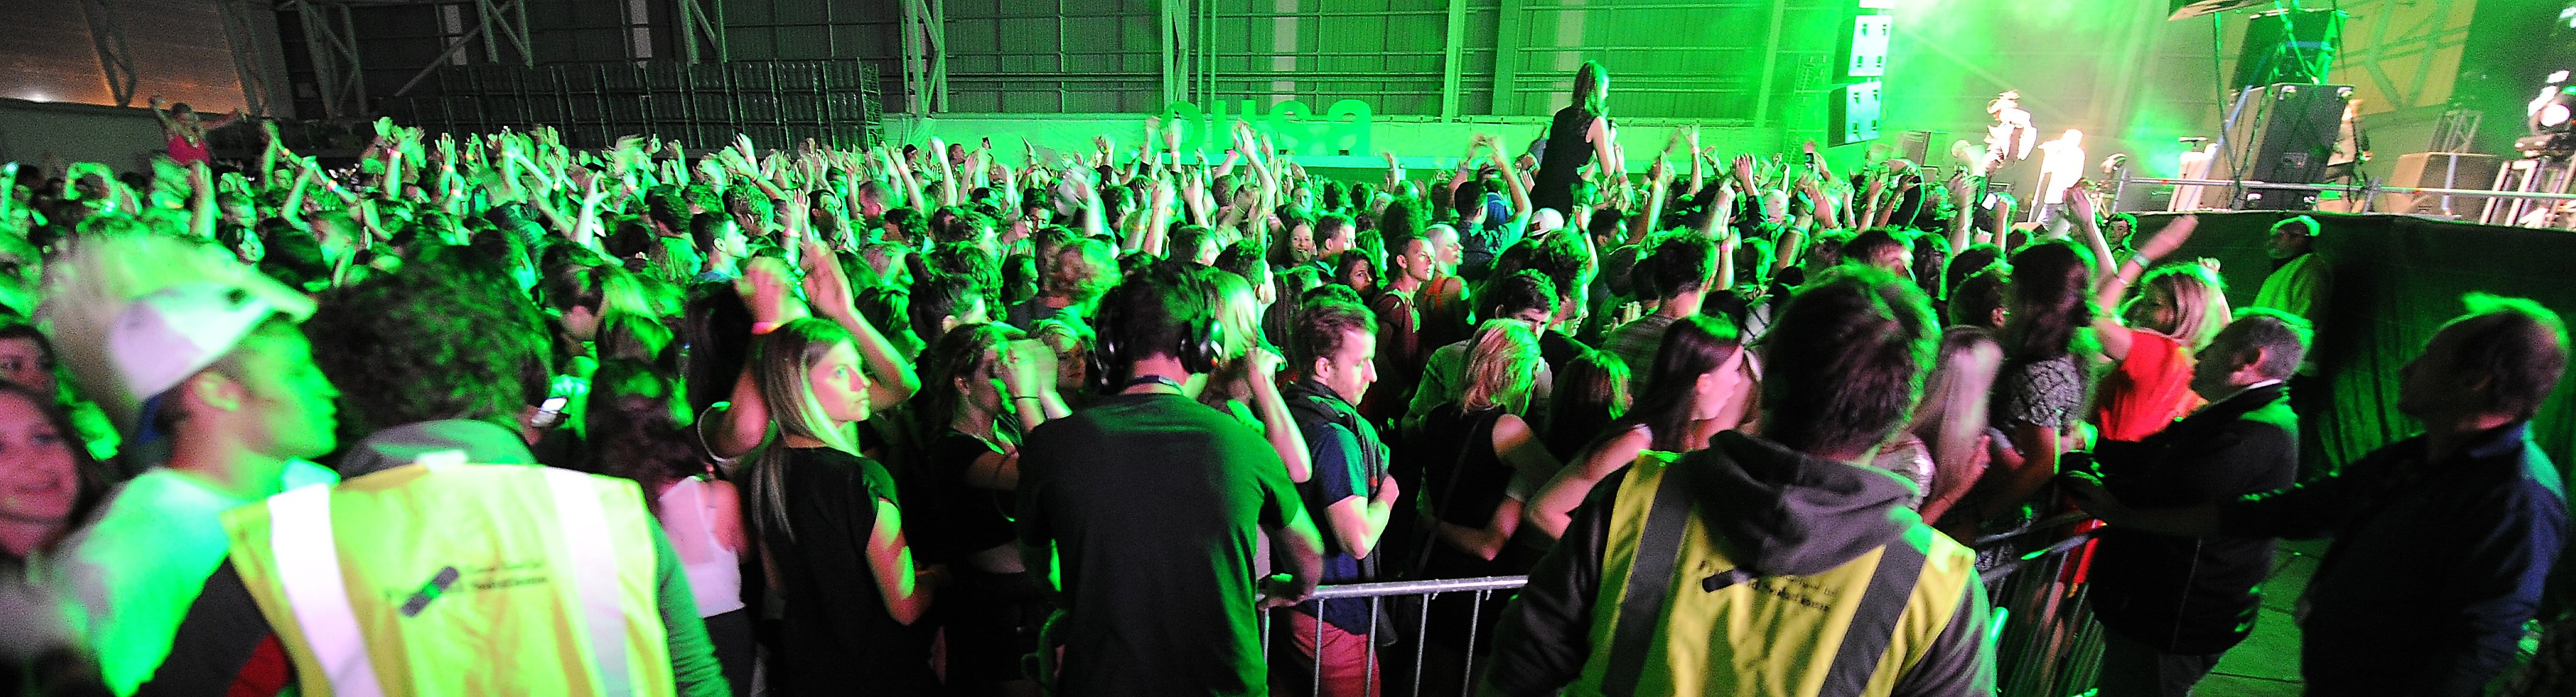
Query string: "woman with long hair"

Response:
xmin=913 ymin=322 xmax=1067 ymax=697
xmin=1415 ymin=320 xmax=1559 ymax=570
xmin=1530 ymin=61 xmax=1623 ymax=216
xmin=1542 ymin=347 xmax=1630 ymax=463
xmin=1524 ymin=315 xmax=1751 ymax=541
xmin=1977 ymin=240 xmax=2096 ymax=526
xmin=1199 ymin=269 xmax=1313 ymax=482
xmin=738 ymin=317 xmax=939 ymax=694
xmin=2086 ymin=215 xmax=2219 ymax=443
xmin=584 ymin=360 xmax=751 ymax=695
xmin=0 ymin=380 xmax=112 ymax=694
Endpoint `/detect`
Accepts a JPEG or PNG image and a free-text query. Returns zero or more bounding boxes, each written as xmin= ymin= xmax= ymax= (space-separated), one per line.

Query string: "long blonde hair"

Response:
xmin=2128 ymin=263 xmax=2231 ymax=351
xmin=1461 ymin=320 xmax=1542 ymax=413
xmin=744 ymin=317 xmax=861 ymax=543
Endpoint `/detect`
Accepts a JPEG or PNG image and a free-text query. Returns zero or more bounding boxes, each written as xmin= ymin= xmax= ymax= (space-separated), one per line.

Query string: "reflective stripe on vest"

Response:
xmin=269 ymin=484 xmax=388 ymax=697
xmin=254 ymin=464 xmax=663 ymax=696
xmin=1571 ymin=451 xmax=1977 ymax=697
xmin=543 ymin=467 xmax=632 ymax=697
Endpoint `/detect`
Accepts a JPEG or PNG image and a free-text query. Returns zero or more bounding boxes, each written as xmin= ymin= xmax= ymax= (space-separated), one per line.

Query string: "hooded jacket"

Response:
xmin=1483 ymin=430 xmax=1994 ymax=697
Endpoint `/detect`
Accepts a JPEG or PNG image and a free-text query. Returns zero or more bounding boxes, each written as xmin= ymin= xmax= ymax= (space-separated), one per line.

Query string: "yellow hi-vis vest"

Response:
xmin=1566 ymin=451 xmax=1980 ymax=697
xmin=219 ymin=463 xmax=675 ymax=697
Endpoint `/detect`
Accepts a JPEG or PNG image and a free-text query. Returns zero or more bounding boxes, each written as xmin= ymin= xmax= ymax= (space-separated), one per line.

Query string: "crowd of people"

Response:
xmin=0 ymin=60 xmax=2567 ymax=697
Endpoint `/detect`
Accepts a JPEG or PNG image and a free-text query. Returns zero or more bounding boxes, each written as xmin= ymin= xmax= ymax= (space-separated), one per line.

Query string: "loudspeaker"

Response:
xmin=1838 ymin=14 xmax=1892 ymax=80
xmin=1830 ymin=81 xmax=1883 ymax=148
xmin=2376 ymin=152 xmax=2500 ymax=216
xmin=2203 ymin=84 xmax=2352 ymax=210
xmin=2233 ymin=9 xmax=2345 ymax=90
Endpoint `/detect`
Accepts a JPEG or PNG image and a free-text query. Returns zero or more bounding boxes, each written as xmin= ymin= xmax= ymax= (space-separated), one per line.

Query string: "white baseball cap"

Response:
xmin=107 ymin=282 xmax=310 ymax=403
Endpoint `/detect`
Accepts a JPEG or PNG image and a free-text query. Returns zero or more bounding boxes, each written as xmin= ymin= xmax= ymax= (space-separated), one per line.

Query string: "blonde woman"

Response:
xmin=1415 ymin=320 xmax=1559 ymax=570
xmin=738 ymin=314 xmax=939 ymax=692
xmin=1199 ymin=267 xmax=1312 ymax=482
xmin=2088 ymin=216 xmax=2223 ymax=442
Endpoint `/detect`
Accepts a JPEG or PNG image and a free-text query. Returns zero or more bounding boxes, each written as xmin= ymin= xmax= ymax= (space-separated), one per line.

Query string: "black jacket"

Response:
xmin=2221 ymin=421 xmax=2569 ymax=696
xmin=2088 ymin=382 xmax=2298 ymax=654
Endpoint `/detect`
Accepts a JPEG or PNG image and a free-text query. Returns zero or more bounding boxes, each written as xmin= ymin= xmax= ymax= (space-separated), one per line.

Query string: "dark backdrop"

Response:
xmin=2135 ymin=210 xmax=2576 ymax=476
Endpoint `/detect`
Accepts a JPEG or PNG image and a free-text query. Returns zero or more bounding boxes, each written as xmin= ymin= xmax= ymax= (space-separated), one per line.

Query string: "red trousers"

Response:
xmin=1282 ymin=610 xmax=1383 ymax=697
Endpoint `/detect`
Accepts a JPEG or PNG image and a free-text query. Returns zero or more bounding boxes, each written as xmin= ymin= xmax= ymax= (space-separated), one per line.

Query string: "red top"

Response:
xmin=168 ymin=134 xmax=213 ymax=166
xmin=2092 ymin=328 xmax=2200 ymax=443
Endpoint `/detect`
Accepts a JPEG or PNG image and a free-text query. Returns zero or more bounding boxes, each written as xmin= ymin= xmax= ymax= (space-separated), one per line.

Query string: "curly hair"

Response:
xmin=305 ymin=245 xmax=555 ymax=439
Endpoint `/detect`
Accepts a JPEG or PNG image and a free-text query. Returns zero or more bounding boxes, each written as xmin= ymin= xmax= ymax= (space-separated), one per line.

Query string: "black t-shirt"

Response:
xmin=923 ymin=430 xmax=1018 ymax=565
xmin=1018 ymin=393 xmax=1300 ymax=697
xmin=760 ymin=447 xmax=936 ymax=694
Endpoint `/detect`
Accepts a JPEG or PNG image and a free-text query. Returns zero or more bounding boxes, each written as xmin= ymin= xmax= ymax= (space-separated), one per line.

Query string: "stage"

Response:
xmin=2130 ymin=210 xmax=2576 ymax=473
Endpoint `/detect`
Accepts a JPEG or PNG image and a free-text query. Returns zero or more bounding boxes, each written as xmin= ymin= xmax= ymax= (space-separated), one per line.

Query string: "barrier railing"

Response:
xmin=1261 ymin=575 xmax=1528 ymax=697
xmin=1978 ymin=513 xmax=2110 ymax=697
xmin=1239 ymin=518 xmax=2108 ymax=697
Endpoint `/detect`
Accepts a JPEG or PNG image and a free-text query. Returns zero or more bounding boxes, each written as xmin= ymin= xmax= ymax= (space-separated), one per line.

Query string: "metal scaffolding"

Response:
xmin=677 ymin=0 xmax=728 ymax=65
xmin=216 ymin=0 xmax=286 ymax=115
xmin=279 ymin=0 xmax=542 ymax=118
xmin=76 ymin=0 xmax=140 ymax=108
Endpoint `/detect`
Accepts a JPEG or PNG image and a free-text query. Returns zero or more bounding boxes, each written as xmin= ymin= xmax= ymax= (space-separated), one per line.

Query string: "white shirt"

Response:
xmin=51 ymin=460 xmax=340 ymax=696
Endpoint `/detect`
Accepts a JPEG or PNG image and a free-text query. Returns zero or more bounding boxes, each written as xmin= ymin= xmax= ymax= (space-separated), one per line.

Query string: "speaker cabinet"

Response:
xmin=2203 ymin=84 xmax=2353 ymax=210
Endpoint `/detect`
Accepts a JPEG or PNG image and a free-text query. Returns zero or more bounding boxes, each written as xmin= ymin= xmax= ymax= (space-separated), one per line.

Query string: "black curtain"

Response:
xmin=2135 ymin=210 xmax=2576 ymax=476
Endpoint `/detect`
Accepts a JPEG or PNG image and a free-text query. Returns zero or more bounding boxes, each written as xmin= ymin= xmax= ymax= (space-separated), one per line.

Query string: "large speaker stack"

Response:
xmin=1827 ymin=0 xmax=1893 ymax=147
xmin=2201 ymin=82 xmax=2352 ymax=210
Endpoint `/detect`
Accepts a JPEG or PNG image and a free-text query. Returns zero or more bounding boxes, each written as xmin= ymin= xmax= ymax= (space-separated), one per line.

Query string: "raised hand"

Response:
xmin=2139 ymin=215 xmax=2197 ymax=260
xmin=997 ymin=338 xmax=1060 ymax=400
xmin=2067 ymin=186 xmax=2099 ymax=221
xmin=735 ymin=256 xmax=807 ymax=328
xmin=798 ymin=238 xmax=857 ymax=319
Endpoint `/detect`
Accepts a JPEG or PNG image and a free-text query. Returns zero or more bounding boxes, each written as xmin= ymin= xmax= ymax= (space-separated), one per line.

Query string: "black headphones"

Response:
xmin=1090 ymin=264 xmax=1229 ymax=392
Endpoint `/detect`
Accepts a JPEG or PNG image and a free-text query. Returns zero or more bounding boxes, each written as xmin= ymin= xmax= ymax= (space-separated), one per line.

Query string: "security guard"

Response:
xmin=1481 ymin=269 xmax=1995 ymax=697
xmin=141 ymin=454 xmax=728 ymax=696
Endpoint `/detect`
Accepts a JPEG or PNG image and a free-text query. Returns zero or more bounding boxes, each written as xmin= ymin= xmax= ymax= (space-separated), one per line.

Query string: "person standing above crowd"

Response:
xmin=2073 ymin=293 xmax=2568 ymax=696
xmin=1530 ymin=61 xmax=1622 ymax=217
xmin=1017 ymin=262 xmax=1324 ymax=696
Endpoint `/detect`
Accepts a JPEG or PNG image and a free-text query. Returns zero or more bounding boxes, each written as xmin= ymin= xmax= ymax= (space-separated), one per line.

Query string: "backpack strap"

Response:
xmin=1817 ymin=534 xmax=1930 ymax=697
xmin=1597 ymin=462 xmax=1700 ymax=697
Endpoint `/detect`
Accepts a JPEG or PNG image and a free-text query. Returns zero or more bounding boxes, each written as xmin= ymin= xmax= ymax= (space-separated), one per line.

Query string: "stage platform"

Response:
xmin=2125 ymin=210 xmax=2576 ymax=473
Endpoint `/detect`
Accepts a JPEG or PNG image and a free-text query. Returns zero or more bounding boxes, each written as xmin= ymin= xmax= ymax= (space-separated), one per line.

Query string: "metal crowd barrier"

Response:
xmin=1262 ymin=575 xmax=1528 ymax=697
xmin=1249 ymin=516 xmax=2110 ymax=697
xmin=1978 ymin=515 xmax=2110 ymax=697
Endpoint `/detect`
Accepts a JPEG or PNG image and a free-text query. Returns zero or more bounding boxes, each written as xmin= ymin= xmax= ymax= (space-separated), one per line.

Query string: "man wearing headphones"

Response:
xmin=1017 ymin=261 xmax=1327 ymax=696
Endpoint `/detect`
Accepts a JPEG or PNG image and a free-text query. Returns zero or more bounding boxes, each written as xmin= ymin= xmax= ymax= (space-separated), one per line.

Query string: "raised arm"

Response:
xmin=1489 ymin=135 xmax=1534 ymax=229
xmin=803 ymin=238 xmax=921 ymax=410
xmin=2070 ymin=189 xmax=2118 ymax=285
